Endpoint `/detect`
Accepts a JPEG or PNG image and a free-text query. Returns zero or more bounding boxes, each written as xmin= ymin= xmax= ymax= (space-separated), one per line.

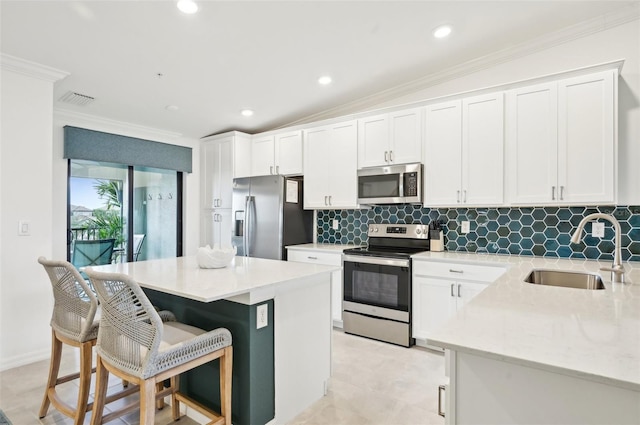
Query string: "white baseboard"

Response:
xmin=0 ymin=348 xmax=50 ymax=372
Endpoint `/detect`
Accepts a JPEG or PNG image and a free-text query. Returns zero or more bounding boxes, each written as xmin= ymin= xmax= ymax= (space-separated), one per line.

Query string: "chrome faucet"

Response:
xmin=570 ymin=213 xmax=625 ymax=283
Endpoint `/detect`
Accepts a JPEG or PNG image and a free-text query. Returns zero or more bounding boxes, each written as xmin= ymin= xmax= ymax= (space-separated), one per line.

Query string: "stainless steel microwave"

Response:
xmin=357 ymin=163 xmax=422 ymax=205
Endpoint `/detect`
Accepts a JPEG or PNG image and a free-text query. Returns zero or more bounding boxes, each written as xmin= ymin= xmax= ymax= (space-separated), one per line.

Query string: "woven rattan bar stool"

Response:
xmin=86 ymin=269 xmax=233 ymax=425
xmin=37 ymin=257 xmax=139 ymax=425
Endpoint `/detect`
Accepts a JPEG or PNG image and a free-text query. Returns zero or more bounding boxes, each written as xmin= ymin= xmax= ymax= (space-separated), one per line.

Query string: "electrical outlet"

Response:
xmin=592 ymin=222 xmax=605 ymax=238
xmin=332 ymin=219 xmax=339 ymax=230
xmin=460 ymin=221 xmax=470 ymax=234
xmin=257 ymin=304 xmax=268 ymax=329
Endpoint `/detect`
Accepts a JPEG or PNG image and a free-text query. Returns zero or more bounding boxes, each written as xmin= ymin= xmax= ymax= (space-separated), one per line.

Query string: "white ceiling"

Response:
xmin=0 ymin=1 xmax=636 ymax=139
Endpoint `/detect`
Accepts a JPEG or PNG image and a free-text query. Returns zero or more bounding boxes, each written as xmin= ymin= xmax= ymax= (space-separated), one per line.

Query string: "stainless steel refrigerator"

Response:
xmin=231 ymin=175 xmax=313 ymax=260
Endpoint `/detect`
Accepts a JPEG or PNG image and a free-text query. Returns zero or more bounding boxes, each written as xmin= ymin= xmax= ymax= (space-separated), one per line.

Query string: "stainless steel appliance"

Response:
xmin=342 ymin=223 xmax=430 ymax=347
xmin=232 ymin=175 xmax=313 ymax=260
xmin=357 ymin=163 xmax=422 ymax=205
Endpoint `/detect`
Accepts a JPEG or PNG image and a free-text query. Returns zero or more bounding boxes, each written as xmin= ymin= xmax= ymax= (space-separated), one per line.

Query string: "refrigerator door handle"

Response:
xmin=245 ymin=196 xmax=256 ymax=257
xmin=243 ymin=196 xmax=250 ymax=256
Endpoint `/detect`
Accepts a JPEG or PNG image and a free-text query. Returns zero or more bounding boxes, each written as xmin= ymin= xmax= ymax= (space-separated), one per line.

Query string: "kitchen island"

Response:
xmin=415 ymin=252 xmax=640 ymax=424
xmin=90 ymin=255 xmax=339 ymax=425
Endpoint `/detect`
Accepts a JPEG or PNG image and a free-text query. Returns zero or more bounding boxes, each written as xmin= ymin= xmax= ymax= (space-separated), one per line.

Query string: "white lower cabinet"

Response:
xmin=442 ymin=350 xmax=640 ymax=424
xmin=412 ymin=260 xmax=506 ymax=348
xmin=287 ymin=248 xmax=345 ymax=328
xmin=201 ymin=208 xmax=232 ymax=248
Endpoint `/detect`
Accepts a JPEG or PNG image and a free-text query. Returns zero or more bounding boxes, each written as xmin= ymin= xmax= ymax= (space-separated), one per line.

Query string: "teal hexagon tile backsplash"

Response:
xmin=317 ymin=205 xmax=640 ymax=261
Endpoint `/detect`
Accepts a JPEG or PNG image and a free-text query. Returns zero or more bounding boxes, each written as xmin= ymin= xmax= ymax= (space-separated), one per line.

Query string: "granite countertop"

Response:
xmin=286 ymin=243 xmax=360 ymax=252
xmin=412 ymin=251 xmax=640 ymax=390
xmin=88 ymin=255 xmax=339 ymax=303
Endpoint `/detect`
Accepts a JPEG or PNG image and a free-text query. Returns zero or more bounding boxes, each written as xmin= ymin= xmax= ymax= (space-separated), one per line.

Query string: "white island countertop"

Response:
xmin=89 ymin=255 xmax=339 ymax=303
xmin=413 ymin=252 xmax=640 ymax=391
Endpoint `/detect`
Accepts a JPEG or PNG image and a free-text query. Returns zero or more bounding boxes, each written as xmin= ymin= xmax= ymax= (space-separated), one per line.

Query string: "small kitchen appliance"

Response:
xmin=357 ymin=163 xmax=422 ymax=205
xmin=342 ymin=223 xmax=430 ymax=347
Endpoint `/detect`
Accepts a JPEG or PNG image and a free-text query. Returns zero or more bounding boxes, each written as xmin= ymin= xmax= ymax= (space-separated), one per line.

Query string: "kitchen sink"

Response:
xmin=524 ymin=269 xmax=605 ymax=290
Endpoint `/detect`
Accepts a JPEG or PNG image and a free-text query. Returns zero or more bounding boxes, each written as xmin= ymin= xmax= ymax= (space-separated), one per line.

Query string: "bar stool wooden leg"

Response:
xmin=140 ymin=379 xmax=156 ymax=425
xmin=39 ymin=329 xmax=63 ymax=418
xmin=73 ymin=340 xmax=93 ymax=424
xmin=90 ymin=356 xmax=109 ymax=425
xmin=220 ymin=346 xmax=233 ymax=425
xmin=156 ymin=382 xmax=165 ymax=410
xmin=171 ymin=375 xmax=180 ymax=420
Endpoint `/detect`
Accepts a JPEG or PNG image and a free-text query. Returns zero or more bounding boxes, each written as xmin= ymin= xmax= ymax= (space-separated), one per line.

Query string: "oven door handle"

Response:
xmin=343 ymin=254 xmax=410 ymax=268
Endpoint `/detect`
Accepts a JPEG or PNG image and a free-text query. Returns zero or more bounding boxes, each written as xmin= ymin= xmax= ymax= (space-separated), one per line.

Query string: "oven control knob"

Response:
xmin=373 ymin=227 xmax=379 ymax=233
xmin=416 ymin=228 xmax=422 ymax=235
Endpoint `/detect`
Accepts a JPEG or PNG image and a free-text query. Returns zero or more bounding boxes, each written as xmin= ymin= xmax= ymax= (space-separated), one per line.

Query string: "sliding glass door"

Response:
xmin=68 ymin=159 xmax=181 ymax=263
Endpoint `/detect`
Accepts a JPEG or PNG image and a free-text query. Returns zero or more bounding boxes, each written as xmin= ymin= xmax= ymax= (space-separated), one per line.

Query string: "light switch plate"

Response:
xmin=18 ymin=220 xmax=30 ymax=236
xmin=592 ymin=222 xmax=605 ymax=238
xmin=460 ymin=221 xmax=470 ymax=234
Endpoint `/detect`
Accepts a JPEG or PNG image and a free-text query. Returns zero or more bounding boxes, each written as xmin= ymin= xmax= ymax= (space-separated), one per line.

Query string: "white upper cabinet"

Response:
xmin=506 ymin=70 xmax=616 ymax=205
xmin=304 ymin=120 xmax=358 ymax=209
xmin=357 ymin=107 xmax=422 ymax=168
xmin=201 ymin=135 xmax=235 ymax=209
xmin=250 ymin=130 xmax=303 ymax=177
xmin=424 ymin=93 xmax=504 ymax=207
xmin=558 ymin=71 xmax=615 ymax=204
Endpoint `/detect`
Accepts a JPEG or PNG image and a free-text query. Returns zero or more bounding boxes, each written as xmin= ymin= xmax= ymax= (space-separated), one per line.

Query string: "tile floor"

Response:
xmin=0 ymin=330 xmax=445 ymax=425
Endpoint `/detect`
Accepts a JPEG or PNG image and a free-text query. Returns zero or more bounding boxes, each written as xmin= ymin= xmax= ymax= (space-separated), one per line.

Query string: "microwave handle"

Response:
xmin=399 ymin=172 xmax=404 ymax=197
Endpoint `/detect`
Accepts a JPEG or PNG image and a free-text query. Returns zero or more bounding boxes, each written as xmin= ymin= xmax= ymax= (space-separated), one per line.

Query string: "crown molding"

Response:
xmin=54 ymin=108 xmax=187 ymax=142
xmin=0 ymin=53 xmax=69 ymax=83
xmin=281 ymin=4 xmax=640 ymax=128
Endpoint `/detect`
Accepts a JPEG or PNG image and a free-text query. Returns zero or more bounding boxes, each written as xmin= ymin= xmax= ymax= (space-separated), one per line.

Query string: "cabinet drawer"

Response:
xmin=413 ymin=260 xmax=506 ymax=282
xmin=287 ymin=250 xmax=342 ymax=266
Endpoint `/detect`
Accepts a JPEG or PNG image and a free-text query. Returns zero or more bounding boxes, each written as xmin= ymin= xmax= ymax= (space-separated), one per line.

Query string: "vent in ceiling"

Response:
xmin=59 ymin=91 xmax=95 ymax=106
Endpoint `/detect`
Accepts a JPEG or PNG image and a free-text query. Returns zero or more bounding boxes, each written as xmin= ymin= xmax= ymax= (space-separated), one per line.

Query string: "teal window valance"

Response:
xmin=63 ymin=126 xmax=192 ymax=173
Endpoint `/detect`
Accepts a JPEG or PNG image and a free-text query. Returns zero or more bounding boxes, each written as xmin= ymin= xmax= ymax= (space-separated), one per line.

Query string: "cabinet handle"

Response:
xmin=456 ymin=190 xmax=460 ymax=203
xmin=438 ymin=385 xmax=446 ymax=417
xmin=389 ymin=150 xmax=393 ymax=162
xmin=328 ymin=195 xmax=332 ymax=206
xmin=457 ymin=284 xmax=461 ymax=298
xmin=384 ymin=151 xmax=389 ymax=162
xmin=307 ymin=256 xmax=318 ymax=260
xmin=270 ymin=166 xmax=274 ymax=175
xmin=450 ymin=283 xmax=455 ymax=297
xmin=552 ymin=186 xmax=556 ymax=200
xmin=449 ymin=269 xmax=464 ymax=274
xmin=560 ymin=185 xmax=564 ymax=200
xmin=276 ymin=165 xmax=280 ymax=175
xmin=463 ymin=190 xmax=467 ymax=203
xmin=324 ymin=195 xmax=328 ymax=206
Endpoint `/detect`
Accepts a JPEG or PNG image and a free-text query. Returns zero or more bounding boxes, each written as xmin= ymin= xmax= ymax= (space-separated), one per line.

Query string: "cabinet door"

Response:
xmin=303 ymin=126 xmax=330 ymax=208
xmin=201 ymin=209 xmax=233 ymax=248
xmin=558 ymin=70 xmax=615 ymax=204
xmin=456 ymin=281 xmax=488 ymax=309
xmin=328 ymin=120 xmax=358 ymax=208
xmin=233 ymin=133 xmax=252 ymax=178
xmin=358 ymin=114 xmax=389 ymax=168
xmin=275 ymin=131 xmax=303 ymax=175
xmin=201 ymin=142 xmax=218 ymax=209
xmin=424 ymin=100 xmax=463 ymax=206
xmin=462 ymin=92 xmax=504 ymax=206
xmin=389 ymin=107 xmax=422 ymax=165
xmin=413 ymin=277 xmax=457 ymax=339
xmin=506 ymin=83 xmax=558 ymax=205
xmin=251 ymin=135 xmax=275 ymax=177
xmin=217 ymin=138 xmax=234 ymax=209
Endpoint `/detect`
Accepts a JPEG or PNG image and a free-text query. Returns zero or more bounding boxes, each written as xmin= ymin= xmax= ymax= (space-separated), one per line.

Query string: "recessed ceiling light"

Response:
xmin=433 ymin=25 xmax=452 ymax=39
xmin=166 ymin=105 xmax=179 ymax=111
xmin=318 ymin=76 xmax=332 ymax=85
xmin=241 ymin=109 xmax=254 ymax=117
xmin=177 ymin=0 xmax=198 ymax=14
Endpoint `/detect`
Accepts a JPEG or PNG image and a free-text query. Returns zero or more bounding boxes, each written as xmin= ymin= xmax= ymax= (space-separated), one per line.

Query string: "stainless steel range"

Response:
xmin=342 ymin=223 xmax=430 ymax=347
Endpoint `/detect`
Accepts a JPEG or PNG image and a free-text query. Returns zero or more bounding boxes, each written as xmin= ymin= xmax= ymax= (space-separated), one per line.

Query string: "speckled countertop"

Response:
xmin=413 ymin=252 xmax=640 ymax=391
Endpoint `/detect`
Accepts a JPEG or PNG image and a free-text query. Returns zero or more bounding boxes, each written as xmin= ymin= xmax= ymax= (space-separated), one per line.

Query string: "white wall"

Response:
xmin=0 ymin=61 xmax=200 ymax=371
xmin=367 ymin=19 xmax=640 ymax=204
xmin=0 ymin=67 xmax=58 ymax=370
